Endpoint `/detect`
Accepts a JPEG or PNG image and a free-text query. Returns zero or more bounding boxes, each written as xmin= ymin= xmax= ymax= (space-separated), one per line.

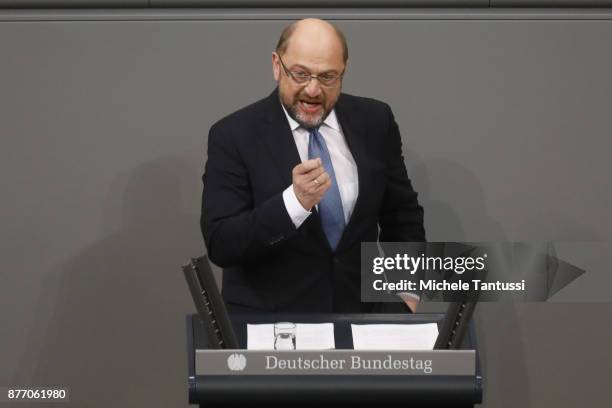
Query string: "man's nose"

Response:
xmin=303 ymin=78 xmax=322 ymax=98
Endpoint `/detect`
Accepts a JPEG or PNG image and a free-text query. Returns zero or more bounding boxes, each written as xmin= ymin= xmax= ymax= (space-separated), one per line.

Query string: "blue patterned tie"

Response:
xmin=308 ymin=127 xmax=345 ymax=250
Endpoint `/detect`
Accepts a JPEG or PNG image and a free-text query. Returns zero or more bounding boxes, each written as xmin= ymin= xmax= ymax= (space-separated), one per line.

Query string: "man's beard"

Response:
xmin=281 ymin=96 xmax=329 ymax=130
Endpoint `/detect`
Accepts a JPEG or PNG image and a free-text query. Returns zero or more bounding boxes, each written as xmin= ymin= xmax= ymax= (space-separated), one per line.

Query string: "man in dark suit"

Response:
xmin=201 ymin=18 xmax=425 ymax=314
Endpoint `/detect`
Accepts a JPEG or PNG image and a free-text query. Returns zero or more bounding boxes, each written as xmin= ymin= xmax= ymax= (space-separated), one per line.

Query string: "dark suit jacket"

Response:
xmin=201 ymin=89 xmax=425 ymax=313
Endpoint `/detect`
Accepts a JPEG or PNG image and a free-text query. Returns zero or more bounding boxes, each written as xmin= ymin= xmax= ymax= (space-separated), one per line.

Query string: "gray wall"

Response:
xmin=1 ymin=9 xmax=611 ymax=407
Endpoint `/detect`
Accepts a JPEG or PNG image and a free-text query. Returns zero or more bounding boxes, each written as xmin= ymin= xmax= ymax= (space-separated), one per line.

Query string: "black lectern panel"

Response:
xmin=194 ymin=375 xmax=478 ymax=407
xmin=186 ymin=313 xmax=483 ymax=407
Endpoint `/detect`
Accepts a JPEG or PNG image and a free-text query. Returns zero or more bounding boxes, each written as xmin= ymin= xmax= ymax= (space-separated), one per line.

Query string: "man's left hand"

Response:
xmin=398 ymin=292 xmax=419 ymax=313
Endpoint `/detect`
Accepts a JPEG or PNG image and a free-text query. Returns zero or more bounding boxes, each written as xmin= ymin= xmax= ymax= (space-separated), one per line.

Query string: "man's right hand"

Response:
xmin=292 ymin=158 xmax=331 ymax=211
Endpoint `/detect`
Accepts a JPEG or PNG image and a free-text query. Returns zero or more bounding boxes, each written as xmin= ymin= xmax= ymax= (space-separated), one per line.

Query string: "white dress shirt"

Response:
xmin=281 ymin=106 xmax=359 ymax=228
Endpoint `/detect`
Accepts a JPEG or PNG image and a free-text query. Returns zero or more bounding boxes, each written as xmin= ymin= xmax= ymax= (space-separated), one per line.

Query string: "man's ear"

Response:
xmin=272 ymin=52 xmax=281 ymax=81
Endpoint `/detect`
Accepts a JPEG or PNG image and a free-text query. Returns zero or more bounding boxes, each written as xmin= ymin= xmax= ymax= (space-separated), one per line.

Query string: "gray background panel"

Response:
xmin=0 ymin=1 xmax=490 ymax=9
xmin=1 ymin=11 xmax=610 ymax=407
xmin=3 ymin=1 xmax=612 ymax=8
xmin=0 ymin=0 xmax=148 ymax=7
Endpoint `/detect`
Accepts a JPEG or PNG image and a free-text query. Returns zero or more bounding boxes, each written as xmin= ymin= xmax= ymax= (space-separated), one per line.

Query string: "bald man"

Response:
xmin=201 ymin=19 xmax=425 ymax=314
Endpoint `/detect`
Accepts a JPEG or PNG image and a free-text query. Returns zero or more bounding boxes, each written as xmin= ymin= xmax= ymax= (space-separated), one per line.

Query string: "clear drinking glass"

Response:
xmin=274 ymin=322 xmax=296 ymax=350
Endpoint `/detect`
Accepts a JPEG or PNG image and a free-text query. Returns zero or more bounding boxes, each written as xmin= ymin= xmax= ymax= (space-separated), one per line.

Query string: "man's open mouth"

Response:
xmin=298 ymin=100 xmax=323 ymax=113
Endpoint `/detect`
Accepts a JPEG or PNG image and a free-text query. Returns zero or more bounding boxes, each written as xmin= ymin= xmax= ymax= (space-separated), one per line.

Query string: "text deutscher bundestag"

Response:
xmin=372 ymin=254 xmax=525 ymax=292
xmin=266 ymin=355 xmax=432 ymax=373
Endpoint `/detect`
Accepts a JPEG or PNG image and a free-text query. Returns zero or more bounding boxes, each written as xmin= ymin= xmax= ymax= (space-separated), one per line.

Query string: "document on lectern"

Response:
xmin=247 ymin=323 xmax=335 ymax=350
xmin=351 ymin=323 xmax=439 ymax=350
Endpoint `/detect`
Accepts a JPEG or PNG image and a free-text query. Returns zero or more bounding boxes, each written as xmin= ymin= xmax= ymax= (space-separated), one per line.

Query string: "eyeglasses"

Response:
xmin=277 ymin=54 xmax=344 ymax=88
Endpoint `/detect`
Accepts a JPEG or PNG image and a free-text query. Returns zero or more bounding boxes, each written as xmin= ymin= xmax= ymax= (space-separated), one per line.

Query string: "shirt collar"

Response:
xmin=280 ymin=103 xmax=340 ymax=132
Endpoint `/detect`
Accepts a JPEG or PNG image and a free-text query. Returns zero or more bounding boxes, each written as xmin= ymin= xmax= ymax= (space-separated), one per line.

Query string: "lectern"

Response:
xmin=183 ymin=257 xmax=483 ymax=407
xmin=186 ymin=313 xmax=483 ymax=407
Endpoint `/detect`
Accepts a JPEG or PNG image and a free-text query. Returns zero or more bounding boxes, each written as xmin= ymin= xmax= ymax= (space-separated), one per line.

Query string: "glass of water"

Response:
xmin=274 ymin=322 xmax=296 ymax=350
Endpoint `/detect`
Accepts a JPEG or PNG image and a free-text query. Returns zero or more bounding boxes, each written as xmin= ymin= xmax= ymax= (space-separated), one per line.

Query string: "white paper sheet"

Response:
xmin=246 ymin=323 xmax=275 ymax=350
xmin=247 ymin=323 xmax=335 ymax=350
xmin=295 ymin=323 xmax=335 ymax=350
xmin=351 ymin=323 xmax=438 ymax=350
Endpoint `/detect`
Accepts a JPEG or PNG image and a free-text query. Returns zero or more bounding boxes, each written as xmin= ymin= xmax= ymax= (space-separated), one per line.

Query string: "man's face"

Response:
xmin=273 ymin=31 xmax=346 ymax=129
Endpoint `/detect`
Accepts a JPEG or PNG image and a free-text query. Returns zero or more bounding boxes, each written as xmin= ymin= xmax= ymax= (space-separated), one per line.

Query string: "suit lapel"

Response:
xmin=259 ymin=89 xmax=331 ymax=250
xmin=334 ymin=94 xmax=370 ymax=252
xmin=260 ymin=89 xmax=302 ymax=187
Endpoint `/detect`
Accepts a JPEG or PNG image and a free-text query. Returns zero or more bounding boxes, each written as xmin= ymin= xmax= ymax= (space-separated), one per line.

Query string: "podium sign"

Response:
xmin=196 ymin=349 xmax=475 ymax=376
xmin=186 ymin=314 xmax=483 ymax=406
